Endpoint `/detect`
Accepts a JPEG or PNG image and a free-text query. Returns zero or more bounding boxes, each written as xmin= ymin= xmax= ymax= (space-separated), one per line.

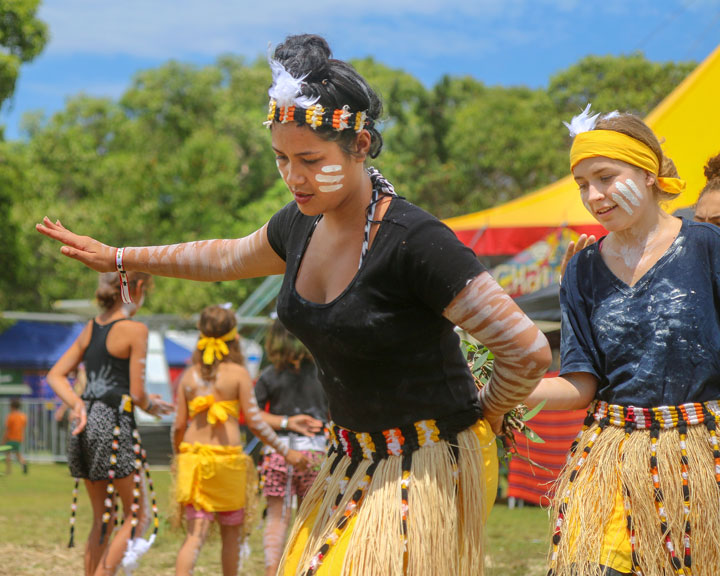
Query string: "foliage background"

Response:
xmin=0 ymin=1 xmax=696 ymax=315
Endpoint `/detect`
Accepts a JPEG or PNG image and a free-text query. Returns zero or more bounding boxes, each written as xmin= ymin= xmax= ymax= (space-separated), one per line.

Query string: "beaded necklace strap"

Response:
xmin=359 ymin=167 xmax=397 ymax=270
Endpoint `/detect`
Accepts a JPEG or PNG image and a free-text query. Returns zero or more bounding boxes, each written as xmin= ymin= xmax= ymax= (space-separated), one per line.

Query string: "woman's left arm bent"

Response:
xmin=47 ymin=322 xmax=93 ymax=435
xmin=444 ymin=271 xmax=553 ymax=433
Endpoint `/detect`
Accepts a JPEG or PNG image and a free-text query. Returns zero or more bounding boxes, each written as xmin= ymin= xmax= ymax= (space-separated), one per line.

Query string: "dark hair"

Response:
xmin=594 ymin=113 xmax=680 ymax=202
xmin=10 ymin=398 xmax=21 ymax=410
xmin=264 ymin=318 xmax=312 ymax=371
xmin=272 ymin=34 xmax=384 ymax=159
xmin=699 ymin=151 xmax=720 ymax=200
xmin=95 ymin=271 xmax=152 ymax=311
xmin=192 ymin=306 xmax=245 ymax=381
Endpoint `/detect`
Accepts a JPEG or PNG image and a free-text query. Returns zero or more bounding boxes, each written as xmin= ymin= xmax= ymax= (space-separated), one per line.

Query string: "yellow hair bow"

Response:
xmin=197 ymin=328 xmax=238 ymax=365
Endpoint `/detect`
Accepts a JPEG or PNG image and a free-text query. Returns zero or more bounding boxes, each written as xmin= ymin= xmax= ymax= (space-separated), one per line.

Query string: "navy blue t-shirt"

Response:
xmin=560 ymin=218 xmax=720 ymax=406
xmin=266 ymin=197 xmax=486 ymax=432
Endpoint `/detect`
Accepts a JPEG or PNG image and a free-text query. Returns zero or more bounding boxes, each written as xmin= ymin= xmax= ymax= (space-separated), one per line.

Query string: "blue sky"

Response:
xmin=2 ymin=0 xmax=719 ymax=140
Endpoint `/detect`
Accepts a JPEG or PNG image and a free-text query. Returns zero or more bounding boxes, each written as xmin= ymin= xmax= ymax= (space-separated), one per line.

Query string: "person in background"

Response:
xmin=172 ymin=305 xmax=312 ymax=576
xmin=693 ymin=151 xmax=720 ymax=226
xmin=2 ymin=398 xmax=28 ymax=474
xmin=255 ymin=317 xmax=327 ymax=576
xmin=47 ymin=271 xmax=173 ymax=576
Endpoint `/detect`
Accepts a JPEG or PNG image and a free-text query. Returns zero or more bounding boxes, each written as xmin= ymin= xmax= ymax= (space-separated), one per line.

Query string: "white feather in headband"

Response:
xmin=563 ymin=103 xmax=600 ymax=137
xmin=268 ymin=59 xmax=319 ymax=109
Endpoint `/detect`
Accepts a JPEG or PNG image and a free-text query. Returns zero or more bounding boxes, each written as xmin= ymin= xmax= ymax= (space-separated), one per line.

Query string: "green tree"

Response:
xmin=548 ymin=52 xmax=696 ymax=120
xmin=0 ymin=0 xmax=47 ymax=308
xmin=3 ymin=50 xmax=697 ymax=314
xmin=0 ymin=0 xmax=48 ymax=124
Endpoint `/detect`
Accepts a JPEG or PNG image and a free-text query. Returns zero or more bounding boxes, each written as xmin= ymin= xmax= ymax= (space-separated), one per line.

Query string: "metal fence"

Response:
xmin=1 ymin=399 xmax=179 ymax=466
xmin=0 ymin=398 xmax=68 ymax=462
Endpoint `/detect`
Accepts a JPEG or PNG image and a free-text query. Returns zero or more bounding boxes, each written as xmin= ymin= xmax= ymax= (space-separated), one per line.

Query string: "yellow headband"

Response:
xmin=197 ymin=327 xmax=238 ymax=365
xmin=570 ymin=130 xmax=686 ymax=195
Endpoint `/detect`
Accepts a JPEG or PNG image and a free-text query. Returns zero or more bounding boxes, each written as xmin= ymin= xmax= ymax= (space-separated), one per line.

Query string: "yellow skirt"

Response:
xmin=549 ymin=400 xmax=720 ymax=576
xmin=280 ymin=416 xmax=497 ymax=576
xmin=175 ymin=442 xmax=256 ymax=513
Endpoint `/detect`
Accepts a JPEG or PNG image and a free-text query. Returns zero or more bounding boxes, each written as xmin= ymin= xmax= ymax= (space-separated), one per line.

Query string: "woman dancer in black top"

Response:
xmin=37 ymin=34 xmax=551 ymax=575
xmin=47 ymin=271 xmax=172 ymax=576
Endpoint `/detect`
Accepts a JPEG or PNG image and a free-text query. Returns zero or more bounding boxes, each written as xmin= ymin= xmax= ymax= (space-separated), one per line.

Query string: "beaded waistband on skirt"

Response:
xmin=327 ymin=407 xmax=482 ymax=462
xmin=591 ymin=399 xmax=720 ymax=430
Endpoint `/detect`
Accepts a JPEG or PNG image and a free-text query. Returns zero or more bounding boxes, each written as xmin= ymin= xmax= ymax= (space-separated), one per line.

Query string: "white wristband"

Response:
xmin=280 ymin=416 xmax=289 ymax=430
xmin=115 ymin=247 xmax=132 ymax=304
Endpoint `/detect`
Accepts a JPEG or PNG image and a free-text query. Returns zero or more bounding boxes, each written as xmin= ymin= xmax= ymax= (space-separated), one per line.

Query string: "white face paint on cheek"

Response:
xmin=611 ymin=192 xmax=633 ymax=215
xmin=316 ymin=165 xmax=344 ymax=192
xmin=616 ymin=181 xmax=641 ymax=207
xmin=625 ymin=178 xmax=643 ymax=200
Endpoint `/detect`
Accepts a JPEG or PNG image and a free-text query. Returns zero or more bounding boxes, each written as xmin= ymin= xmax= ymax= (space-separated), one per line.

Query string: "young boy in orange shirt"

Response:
xmin=2 ymin=398 xmax=28 ymax=474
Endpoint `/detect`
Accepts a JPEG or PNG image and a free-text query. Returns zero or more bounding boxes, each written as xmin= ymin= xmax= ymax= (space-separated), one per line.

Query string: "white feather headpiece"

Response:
xmin=268 ymin=59 xmax=319 ymax=109
xmin=563 ymin=103 xmax=600 ymax=138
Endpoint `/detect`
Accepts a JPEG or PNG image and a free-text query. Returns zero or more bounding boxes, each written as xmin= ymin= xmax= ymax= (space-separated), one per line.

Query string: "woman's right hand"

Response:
xmin=560 ymin=234 xmax=596 ymax=280
xmin=70 ymin=401 xmax=88 ymax=436
xmin=288 ymin=414 xmax=324 ymax=437
xmin=285 ymin=449 xmax=309 ymax=471
xmin=35 ymin=217 xmax=116 ymax=272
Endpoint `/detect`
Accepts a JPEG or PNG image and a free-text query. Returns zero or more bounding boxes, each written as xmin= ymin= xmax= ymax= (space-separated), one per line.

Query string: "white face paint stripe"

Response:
xmin=625 ymin=178 xmax=643 ymax=199
xmin=315 ymin=174 xmax=345 ymax=183
xmin=612 ymin=192 xmax=633 ymax=215
xmin=318 ymin=184 xmax=343 ymax=193
xmin=616 ymin=181 xmax=640 ymax=206
xmin=321 ymin=165 xmax=342 ymax=173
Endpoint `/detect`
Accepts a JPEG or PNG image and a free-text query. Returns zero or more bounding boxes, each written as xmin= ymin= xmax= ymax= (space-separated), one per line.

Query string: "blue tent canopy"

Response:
xmin=164 ymin=337 xmax=192 ymax=366
xmin=0 ymin=321 xmax=85 ymax=369
xmin=0 ymin=321 xmax=193 ymax=369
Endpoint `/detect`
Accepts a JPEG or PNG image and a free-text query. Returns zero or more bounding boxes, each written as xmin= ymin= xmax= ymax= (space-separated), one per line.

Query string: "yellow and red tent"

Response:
xmin=445 ymin=44 xmax=720 ymax=256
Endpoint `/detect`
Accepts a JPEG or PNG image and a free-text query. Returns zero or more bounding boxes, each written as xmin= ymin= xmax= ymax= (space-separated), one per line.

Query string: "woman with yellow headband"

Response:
xmin=172 ymin=305 xmax=315 ymax=576
xmin=526 ymin=106 xmax=720 ymax=576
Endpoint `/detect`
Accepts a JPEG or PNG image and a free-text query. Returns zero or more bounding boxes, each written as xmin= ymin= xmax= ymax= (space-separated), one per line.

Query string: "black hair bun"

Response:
xmin=274 ymin=34 xmax=331 ymax=80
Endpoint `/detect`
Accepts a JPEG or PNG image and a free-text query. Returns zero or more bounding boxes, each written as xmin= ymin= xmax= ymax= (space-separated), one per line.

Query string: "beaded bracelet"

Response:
xmin=115 ymin=248 xmax=132 ymax=304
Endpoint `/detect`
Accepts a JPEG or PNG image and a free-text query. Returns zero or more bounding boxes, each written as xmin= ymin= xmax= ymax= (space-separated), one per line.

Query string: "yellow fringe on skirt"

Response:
xmin=280 ymin=418 xmax=497 ymax=576
xmin=548 ymin=401 xmax=720 ymax=576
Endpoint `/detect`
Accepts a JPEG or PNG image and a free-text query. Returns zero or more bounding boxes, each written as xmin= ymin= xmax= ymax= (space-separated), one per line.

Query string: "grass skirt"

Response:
xmin=279 ymin=415 xmax=497 ymax=576
xmin=548 ymin=400 xmax=720 ymax=576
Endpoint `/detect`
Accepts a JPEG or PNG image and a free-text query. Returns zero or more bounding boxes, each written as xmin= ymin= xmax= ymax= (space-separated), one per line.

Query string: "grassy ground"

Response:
xmin=0 ymin=463 xmax=550 ymax=575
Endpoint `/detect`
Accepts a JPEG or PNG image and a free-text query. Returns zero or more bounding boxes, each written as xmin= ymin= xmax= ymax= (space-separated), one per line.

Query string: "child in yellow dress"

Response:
xmin=172 ymin=305 xmax=313 ymax=576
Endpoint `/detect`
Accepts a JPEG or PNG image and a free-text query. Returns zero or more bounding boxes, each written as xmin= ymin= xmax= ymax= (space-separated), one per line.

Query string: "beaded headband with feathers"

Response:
xmin=264 ymin=58 xmax=373 ymax=132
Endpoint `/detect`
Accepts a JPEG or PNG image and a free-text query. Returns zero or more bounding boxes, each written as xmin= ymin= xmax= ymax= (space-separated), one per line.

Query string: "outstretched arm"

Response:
xmin=444 ymin=272 xmax=552 ymax=431
xmin=36 ymin=218 xmax=286 ymax=281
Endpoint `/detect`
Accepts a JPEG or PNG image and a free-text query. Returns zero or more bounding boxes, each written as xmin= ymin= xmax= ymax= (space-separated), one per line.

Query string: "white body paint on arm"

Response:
xmin=444 ymin=272 xmax=552 ymax=415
